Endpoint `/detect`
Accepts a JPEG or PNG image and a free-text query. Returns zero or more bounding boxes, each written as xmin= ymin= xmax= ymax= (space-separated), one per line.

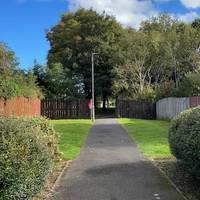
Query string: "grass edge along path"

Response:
xmin=119 ymin=118 xmax=200 ymax=200
xmin=51 ymin=120 xmax=92 ymax=160
xmin=118 ymin=118 xmax=172 ymax=159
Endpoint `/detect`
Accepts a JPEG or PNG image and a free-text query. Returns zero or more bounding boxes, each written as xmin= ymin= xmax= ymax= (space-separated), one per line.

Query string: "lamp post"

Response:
xmin=91 ymin=53 xmax=98 ymax=122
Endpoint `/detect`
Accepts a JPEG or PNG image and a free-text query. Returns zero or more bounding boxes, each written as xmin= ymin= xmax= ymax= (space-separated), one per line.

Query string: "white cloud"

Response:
xmin=16 ymin=0 xmax=200 ymax=28
xmin=67 ymin=0 xmax=158 ymax=28
xmin=180 ymin=0 xmax=200 ymax=9
xmin=177 ymin=11 xmax=199 ymax=23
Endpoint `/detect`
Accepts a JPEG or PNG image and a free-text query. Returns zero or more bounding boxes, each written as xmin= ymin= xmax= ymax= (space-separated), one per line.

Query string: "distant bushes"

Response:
xmin=0 ymin=68 xmax=42 ymax=99
xmin=0 ymin=116 xmax=60 ymax=200
xmin=169 ymin=107 xmax=200 ymax=177
xmin=0 ymin=42 xmax=41 ymax=99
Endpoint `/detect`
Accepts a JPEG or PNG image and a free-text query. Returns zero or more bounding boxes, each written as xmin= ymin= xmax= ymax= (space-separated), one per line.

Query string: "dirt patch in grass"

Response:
xmin=33 ymin=160 xmax=72 ymax=200
xmin=154 ymin=158 xmax=200 ymax=200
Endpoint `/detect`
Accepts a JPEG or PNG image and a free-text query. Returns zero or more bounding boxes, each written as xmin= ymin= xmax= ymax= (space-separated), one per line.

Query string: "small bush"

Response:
xmin=155 ymin=81 xmax=175 ymax=100
xmin=0 ymin=116 xmax=59 ymax=200
xmin=15 ymin=116 xmax=60 ymax=161
xmin=135 ymin=85 xmax=156 ymax=103
xmin=169 ymin=107 xmax=200 ymax=177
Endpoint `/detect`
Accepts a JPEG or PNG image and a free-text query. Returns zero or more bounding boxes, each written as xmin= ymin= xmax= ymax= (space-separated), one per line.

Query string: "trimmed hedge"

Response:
xmin=0 ymin=116 xmax=60 ymax=200
xmin=169 ymin=107 xmax=200 ymax=177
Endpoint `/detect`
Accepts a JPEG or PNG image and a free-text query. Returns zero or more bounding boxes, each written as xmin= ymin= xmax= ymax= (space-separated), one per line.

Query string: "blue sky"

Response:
xmin=1 ymin=0 xmax=200 ymax=69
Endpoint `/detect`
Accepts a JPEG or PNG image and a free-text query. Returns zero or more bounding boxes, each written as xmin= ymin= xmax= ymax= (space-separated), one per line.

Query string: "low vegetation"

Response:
xmin=169 ymin=107 xmax=200 ymax=177
xmin=51 ymin=120 xmax=92 ymax=160
xmin=119 ymin=119 xmax=171 ymax=159
xmin=119 ymin=117 xmax=200 ymax=200
xmin=0 ymin=43 xmax=41 ymax=99
xmin=0 ymin=116 xmax=59 ymax=200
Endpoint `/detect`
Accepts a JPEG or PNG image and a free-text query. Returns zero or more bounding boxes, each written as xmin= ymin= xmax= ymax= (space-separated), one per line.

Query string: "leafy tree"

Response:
xmin=0 ymin=43 xmax=41 ymax=99
xmin=113 ymin=14 xmax=200 ymax=101
xmin=43 ymin=63 xmax=82 ymax=99
xmin=47 ymin=8 xmax=125 ymax=109
xmin=141 ymin=15 xmax=200 ymax=86
xmin=33 ymin=62 xmax=82 ymax=99
xmin=155 ymin=81 xmax=176 ymax=100
xmin=113 ymin=29 xmax=156 ymax=99
xmin=0 ymin=42 xmax=18 ymax=70
xmin=177 ymin=72 xmax=200 ymax=96
xmin=192 ymin=18 xmax=200 ymax=30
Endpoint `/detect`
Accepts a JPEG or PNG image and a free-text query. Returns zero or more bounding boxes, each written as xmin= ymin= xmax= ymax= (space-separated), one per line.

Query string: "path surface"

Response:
xmin=53 ymin=119 xmax=184 ymax=200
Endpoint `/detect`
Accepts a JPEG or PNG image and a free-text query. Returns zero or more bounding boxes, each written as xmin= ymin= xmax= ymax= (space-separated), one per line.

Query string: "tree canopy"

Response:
xmin=113 ymin=14 xmax=200 ymax=101
xmin=46 ymin=8 xmax=125 ymax=107
xmin=0 ymin=43 xmax=41 ymax=99
xmin=42 ymin=11 xmax=200 ymax=103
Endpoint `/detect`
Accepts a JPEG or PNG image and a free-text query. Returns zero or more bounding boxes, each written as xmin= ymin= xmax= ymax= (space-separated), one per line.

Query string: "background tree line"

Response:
xmin=1 ymin=8 xmax=200 ymax=105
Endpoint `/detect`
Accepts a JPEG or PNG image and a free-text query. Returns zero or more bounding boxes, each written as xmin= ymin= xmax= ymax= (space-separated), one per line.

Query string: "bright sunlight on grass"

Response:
xmin=51 ymin=120 xmax=92 ymax=160
xmin=119 ymin=119 xmax=172 ymax=159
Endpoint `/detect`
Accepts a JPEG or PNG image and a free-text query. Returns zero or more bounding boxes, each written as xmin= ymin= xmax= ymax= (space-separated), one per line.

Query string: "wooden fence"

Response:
xmin=190 ymin=96 xmax=200 ymax=108
xmin=41 ymin=99 xmax=90 ymax=119
xmin=116 ymin=99 xmax=156 ymax=119
xmin=0 ymin=97 xmax=41 ymax=117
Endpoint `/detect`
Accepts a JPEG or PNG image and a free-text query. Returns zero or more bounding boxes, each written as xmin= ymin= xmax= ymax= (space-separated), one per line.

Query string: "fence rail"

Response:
xmin=41 ymin=99 xmax=90 ymax=119
xmin=116 ymin=99 xmax=156 ymax=119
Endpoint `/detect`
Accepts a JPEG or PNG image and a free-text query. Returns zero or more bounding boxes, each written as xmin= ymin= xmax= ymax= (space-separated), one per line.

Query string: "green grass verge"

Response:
xmin=119 ymin=118 xmax=172 ymax=159
xmin=51 ymin=120 xmax=92 ymax=160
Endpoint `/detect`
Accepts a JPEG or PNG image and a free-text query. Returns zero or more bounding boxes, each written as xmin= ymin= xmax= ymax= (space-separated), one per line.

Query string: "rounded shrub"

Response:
xmin=169 ymin=107 xmax=200 ymax=177
xmin=15 ymin=116 xmax=60 ymax=161
xmin=0 ymin=117 xmax=56 ymax=200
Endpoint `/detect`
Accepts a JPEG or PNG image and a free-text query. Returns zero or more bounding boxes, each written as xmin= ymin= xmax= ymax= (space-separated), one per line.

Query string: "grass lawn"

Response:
xmin=119 ymin=118 xmax=172 ymax=159
xmin=51 ymin=120 xmax=92 ymax=160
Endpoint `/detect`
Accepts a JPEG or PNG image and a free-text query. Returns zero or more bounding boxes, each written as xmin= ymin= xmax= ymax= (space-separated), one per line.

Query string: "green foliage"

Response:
xmin=0 ymin=116 xmax=59 ymax=199
xmin=0 ymin=68 xmax=19 ymax=98
xmin=38 ymin=63 xmax=82 ymax=99
xmin=16 ymin=116 xmax=60 ymax=161
xmin=155 ymin=81 xmax=176 ymax=100
xmin=113 ymin=29 xmax=155 ymax=100
xmin=176 ymin=72 xmax=200 ymax=97
xmin=0 ymin=43 xmax=41 ymax=99
xmin=192 ymin=18 xmax=200 ymax=30
xmin=0 ymin=42 xmax=18 ymax=69
xmin=113 ymin=14 xmax=200 ymax=100
xmin=0 ymin=68 xmax=41 ymax=99
xmin=169 ymin=107 xmax=200 ymax=177
xmin=135 ymin=85 xmax=156 ymax=103
xmin=47 ymin=8 xmax=125 ymax=106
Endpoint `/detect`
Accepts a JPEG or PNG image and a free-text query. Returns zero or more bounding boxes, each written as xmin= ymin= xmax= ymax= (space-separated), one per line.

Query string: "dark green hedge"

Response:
xmin=0 ymin=116 xmax=60 ymax=200
xmin=169 ymin=107 xmax=200 ymax=177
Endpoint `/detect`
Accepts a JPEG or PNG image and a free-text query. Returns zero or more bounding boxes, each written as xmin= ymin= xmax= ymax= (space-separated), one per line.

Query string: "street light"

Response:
xmin=91 ymin=53 xmax=98 ymax=122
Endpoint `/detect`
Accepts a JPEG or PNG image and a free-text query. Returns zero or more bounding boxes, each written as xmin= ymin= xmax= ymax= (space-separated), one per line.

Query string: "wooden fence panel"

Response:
xmin=190 ymin=96 xmax=200 ymax=108
xmin=41 ymin=99 xmax=90 ymax=119
xmin=0 ymin=97 xmax=40 ymax=117
xmin=116 ymin=100 xmax=156 ymax=119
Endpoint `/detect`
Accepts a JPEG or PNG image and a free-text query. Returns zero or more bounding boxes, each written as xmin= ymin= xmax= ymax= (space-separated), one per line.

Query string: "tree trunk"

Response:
xmin=103 ymin=95 xmax=106 ymax=111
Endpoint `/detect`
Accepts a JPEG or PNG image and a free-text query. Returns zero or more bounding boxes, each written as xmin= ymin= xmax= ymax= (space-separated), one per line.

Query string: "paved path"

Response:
xmin=53 ymin=119 xmax=184 ymax=200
